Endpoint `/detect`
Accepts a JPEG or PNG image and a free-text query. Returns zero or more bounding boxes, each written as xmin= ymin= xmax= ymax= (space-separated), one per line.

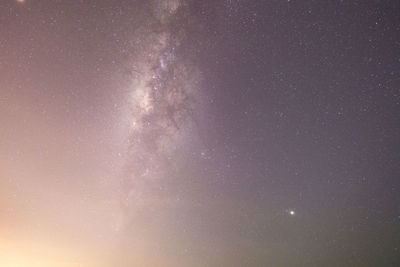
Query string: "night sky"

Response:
xmin=1 ymin=0 xmax=400 ymax=266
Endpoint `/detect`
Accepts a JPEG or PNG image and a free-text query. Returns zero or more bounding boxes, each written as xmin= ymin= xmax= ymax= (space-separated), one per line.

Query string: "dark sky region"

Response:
xmin=0 ymin=0 xmax=399 ymax=266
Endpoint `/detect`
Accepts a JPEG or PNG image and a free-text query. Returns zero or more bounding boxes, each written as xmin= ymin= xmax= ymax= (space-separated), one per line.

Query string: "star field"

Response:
xmin=0 ymin=1 xmax=399 ymax=266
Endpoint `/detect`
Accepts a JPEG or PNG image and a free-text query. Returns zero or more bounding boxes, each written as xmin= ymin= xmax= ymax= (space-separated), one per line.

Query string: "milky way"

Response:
xmin=117 ymin=0 xmax=204 ymax=233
